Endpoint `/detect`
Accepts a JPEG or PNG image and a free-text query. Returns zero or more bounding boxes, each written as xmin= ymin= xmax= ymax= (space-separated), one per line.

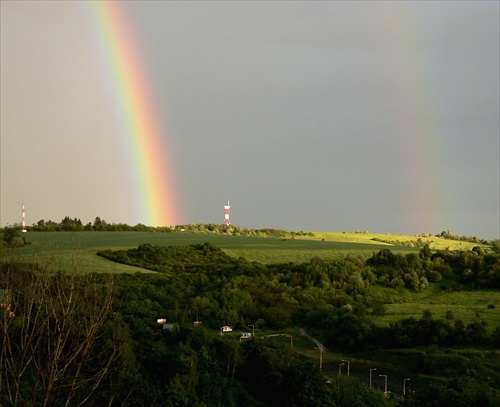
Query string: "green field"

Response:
xmin=294 ymin=231 xmax=484 ymax=251
xmin=367 ymin=285 xmax=500 ymax=333
xmin=2 ymin=230 xmax=499 ymax=403
xmin=2 ymin=231 xmax=497 ymax=331
xmin=2 ymin=231 xmax=423 ymax=272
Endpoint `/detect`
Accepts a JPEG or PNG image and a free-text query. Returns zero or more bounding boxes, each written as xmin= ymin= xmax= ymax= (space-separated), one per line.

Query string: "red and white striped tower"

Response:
xmin=224 ymin=201 xmax=230 ymax=225
xmin=21 ymin=204 xmax=27 ymax=232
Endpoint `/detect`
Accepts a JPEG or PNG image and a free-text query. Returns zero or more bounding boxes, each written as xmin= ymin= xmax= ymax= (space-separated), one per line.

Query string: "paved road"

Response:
xmin=299 ymin=329 xmax=407 ymax=398
xmin=300 ymin=328 xmax=327 ymax=350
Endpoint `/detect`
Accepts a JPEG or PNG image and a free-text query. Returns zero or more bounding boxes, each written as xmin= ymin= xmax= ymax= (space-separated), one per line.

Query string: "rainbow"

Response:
xmin=87 ymin=0 xmax=181 ymax=227
xmin=375 ymin=3 xmax=452 ymax=234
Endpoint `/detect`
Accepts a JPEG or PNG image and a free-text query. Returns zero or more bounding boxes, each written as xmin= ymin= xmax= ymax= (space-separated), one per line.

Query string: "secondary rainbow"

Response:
xmin=375 ymin=2 xmax=453 ymax=234
xmin=88 ymin=0 xmax=180 ymax=226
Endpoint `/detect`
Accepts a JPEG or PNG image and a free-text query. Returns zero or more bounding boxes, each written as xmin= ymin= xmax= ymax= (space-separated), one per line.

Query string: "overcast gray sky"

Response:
xmin=1 ymin=1 xmax=499 ymax=239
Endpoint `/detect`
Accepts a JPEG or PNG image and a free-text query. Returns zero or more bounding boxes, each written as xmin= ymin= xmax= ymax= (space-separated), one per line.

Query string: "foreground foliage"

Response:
xmin=1 ymin=242 xmax=499 ymax=406
xmin=0 ymin=263 xmax=124 ymax=406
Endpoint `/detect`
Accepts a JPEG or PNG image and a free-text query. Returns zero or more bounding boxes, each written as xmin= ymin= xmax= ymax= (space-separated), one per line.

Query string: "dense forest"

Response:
xmin=97 ymin=243 xmax=500 ymax=343
xmin=1 ymin=233 xmax=499 ymax=406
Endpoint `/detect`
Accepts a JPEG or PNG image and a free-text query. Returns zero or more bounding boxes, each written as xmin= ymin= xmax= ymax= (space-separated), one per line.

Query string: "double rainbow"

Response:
xmin=86 ymin=1 xmax=460 ymax=233
xmin=88 ymin=0 xmax=180 ymax=227
xmin=375 ymin=2 xmax=451 ymax=233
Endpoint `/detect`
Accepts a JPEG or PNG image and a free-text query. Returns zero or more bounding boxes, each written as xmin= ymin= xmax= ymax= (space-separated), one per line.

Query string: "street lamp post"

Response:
xmin=370 ymin=368 xmax=377 ymax=388
xmin=403 ymin=378 xmax=410 ymax=396
xmin=248 ymin=324 xmax=255 ymax=338
xmin=342 ymin=359 xmax=350 ymax=376
xmin=337 ymin=363 xmax=344 ymax=403
xmin=379 ymin=374 xmax=387 ymax=395
xmin=315 ymin=347 xmax=323 ymax=370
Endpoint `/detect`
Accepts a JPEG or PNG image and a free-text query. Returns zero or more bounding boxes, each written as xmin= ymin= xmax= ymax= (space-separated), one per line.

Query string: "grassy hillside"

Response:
xmin=1 ymin=229 xmax=489 ymax=272
xmin=1 ymin=229 xmax=498 ymax=405
xmin=2 ymin=231 xmax=423 ymax=272
xmin=367 ymin=284 xmax=500 ymax=334
xmin=295 ymin=231 xmax=484 ymax=251
xmin=3 ymin=230 xmax=496 ymax=329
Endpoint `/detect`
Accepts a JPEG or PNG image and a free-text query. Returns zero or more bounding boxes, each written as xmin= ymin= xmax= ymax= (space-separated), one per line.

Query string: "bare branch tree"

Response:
xmin=0 ymin=251 xmax=122 ymax=406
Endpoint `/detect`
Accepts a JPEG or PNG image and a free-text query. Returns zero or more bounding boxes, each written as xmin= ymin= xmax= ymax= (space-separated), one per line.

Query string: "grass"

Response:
xmin=3 ymin=230 xmax=498 ymax=395
xmin=295 ymin=231 xmax=486 ymax=251
xmin=3 ymin=231 xmax=498 ymax=330
xmin=2 ymin=231 xmax=423 ymax=272
xmin=368 ymin=284 xmax=500 ymax=333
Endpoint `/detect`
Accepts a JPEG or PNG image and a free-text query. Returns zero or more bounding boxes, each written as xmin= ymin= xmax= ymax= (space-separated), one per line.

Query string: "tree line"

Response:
xmin=5 ymin=218 xmax=498 ymax=246
xmin=2 ymin=218 xmax=314 ymax=239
